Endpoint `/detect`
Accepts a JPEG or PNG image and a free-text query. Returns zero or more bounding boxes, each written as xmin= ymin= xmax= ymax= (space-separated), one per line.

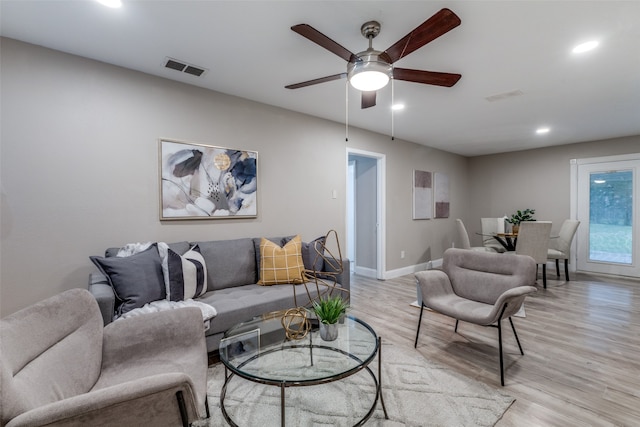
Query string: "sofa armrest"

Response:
xmin=5 ymin=373 xmax=202 ymax=427
xmin=88 ymin=272 xmax=115 ymax=326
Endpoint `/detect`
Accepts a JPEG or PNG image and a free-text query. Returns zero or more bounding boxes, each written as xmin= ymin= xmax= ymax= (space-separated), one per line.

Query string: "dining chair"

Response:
xmin=515 ymin=221 xmax=552 ymax=288
xmin=481 ymin=217 xmax=507 ymax=253
xmin=456 ymin=219 xmax=496 ymax=252
xmin=547 ymin=219 xmax=580 ymax=281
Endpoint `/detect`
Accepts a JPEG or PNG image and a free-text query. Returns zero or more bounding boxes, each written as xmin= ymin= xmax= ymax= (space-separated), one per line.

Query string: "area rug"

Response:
xmin=195 ymin=342 xmax=514 ymax=426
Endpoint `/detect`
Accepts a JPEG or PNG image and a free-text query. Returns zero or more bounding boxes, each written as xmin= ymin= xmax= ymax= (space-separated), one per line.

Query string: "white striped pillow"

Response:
xmin=159 ymin=243 xmax=208 ymax=301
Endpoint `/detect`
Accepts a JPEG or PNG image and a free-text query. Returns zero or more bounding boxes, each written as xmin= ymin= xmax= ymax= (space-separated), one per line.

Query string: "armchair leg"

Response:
xmin=414 ymin=304 xmax=425 ymax=348
xmin=176 ymin=391 xmax=189 ymax=427
xmin=498 ymin=320 xmax=504 ymax=387
xmin=454 ymin=319 xmax=459 ymax=333
xmin=205 ymin=396 xmax=211 ymax=419
xmin=564 ymin=259 xmax=570 ymax=281
xmin=542 ymin=264 xmax=547 ymax=289
xmin=509 ymin=317 xmax=524 ymax=355
xmin=555 ymin=259 xmax=560 ymax=277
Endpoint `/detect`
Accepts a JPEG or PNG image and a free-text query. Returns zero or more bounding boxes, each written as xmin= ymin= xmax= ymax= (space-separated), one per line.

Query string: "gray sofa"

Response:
xmin=89 ymin=236 xmax=350 ymax=353
xmin=0 ymin=288 xmax=208 ymax=427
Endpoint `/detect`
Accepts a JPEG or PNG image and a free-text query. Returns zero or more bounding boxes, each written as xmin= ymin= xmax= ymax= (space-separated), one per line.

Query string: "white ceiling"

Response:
xmin=2 ymin=1 xmax=639 ymax=156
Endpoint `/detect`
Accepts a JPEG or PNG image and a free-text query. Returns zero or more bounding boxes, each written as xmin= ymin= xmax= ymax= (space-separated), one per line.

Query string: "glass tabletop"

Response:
xmin=219 ymin=311 xmax=378 ymax=386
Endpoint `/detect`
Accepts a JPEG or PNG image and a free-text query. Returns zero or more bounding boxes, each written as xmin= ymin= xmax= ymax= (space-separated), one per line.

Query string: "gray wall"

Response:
xmin=465 ymin=135 xmax=640 ymax=244
xmin=0 ymin=38 xmax=469 ymax=316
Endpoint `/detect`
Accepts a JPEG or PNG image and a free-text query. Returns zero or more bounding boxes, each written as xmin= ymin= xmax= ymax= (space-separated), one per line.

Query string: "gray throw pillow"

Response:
xmin=90 ymin=244 xmax=165 ymax=316
xmin=301 ymin=236 xmax=326 ymax=272
xmin=283 ymin=235 xmax=326 ymax=272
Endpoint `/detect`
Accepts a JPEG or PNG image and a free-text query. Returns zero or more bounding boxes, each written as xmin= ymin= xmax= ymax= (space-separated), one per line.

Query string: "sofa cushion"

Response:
xmin=258 ymin=235 xmax=305 ymax=285
xmin=302 ymin=236 xmax=326 ymax=272
xmin=195 ymin=238 xmax=256 ymax=291
xmin=90 ymin=245 xmax=165 ymax=316
xmin=158 ymin=243 xmax=208 ymax=301
xmin=198 ymin=283 xmax=324 ymax=336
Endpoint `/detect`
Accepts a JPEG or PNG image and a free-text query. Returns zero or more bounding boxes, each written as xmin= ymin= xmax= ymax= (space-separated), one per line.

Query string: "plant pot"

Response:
xmin=319 ymin=322 xmax=338 ymax=341
xmin=512 ymin=225 xmax=519 ymax=234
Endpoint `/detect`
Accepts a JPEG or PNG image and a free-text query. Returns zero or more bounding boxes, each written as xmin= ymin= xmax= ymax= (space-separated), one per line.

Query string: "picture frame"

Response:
xmin=220 ymin=328 xmax=260 ymax=360
xmin=413 ymin=170 xmax=433 ymax=220
xmin=434 ymin=172 xmax=450 ymax=218
xmin=159 ymin=138 xmax=258 ymax=220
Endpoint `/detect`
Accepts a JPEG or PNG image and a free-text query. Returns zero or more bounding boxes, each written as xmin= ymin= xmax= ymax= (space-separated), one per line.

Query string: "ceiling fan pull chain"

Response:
xmin=391 ymin=77 xmax=395 ymax=141
xmin=345 ymin=80 xmax=349 ymax=141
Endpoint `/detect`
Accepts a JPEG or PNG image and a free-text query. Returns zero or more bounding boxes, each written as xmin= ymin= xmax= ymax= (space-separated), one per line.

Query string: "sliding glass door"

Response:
xmin=576 ymin=156 xmax=639 ymax=277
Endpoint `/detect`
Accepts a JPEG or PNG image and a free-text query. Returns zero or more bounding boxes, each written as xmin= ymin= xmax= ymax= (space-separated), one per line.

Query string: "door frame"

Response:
xmin=346 ymin=148 xmax=386 ymax=280
xmin=570 ymin=153 xmax=640 ymax=277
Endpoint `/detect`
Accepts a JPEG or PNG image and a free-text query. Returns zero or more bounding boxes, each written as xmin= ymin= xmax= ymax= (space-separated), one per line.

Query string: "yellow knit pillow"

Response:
xmin=258 ymin=235 xmax=305 ymax=285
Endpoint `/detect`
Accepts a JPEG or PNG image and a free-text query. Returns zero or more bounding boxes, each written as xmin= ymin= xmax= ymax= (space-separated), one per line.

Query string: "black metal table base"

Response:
xmin=220 ymin=336 xmax=388 ymax=426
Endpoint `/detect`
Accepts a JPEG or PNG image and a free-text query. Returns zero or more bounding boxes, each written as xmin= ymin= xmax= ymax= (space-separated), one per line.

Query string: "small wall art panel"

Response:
xmin=413 ymin=170 xmax=433 ymax=220
xmin=159 ymin=139 xmax=258 ymax=220
xmin=434 ymin=172 xmax=450 ymax=218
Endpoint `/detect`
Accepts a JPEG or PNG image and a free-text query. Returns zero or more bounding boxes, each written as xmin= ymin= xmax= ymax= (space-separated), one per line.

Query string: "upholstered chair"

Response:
xmin=456 ymin=219 xmax=496 ymax=252
xmin=547 ymin=219 xmax=580 ymax=281
xmin=415 ymin=248 xmax=536 ymax=385
xmin=514 ymin=221 xmax=552 ymax=288
xmin=0 ymin=289 xmax=209 ymax=427
xmin=481 ymin=217 xmax=507 ymax=253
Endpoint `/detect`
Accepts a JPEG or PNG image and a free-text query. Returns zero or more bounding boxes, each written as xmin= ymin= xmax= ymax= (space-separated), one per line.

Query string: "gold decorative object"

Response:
xmin=293 ymin=229 xmax=350 ymax=308
xmin=281 ymin=307 xmax=310 ymax=340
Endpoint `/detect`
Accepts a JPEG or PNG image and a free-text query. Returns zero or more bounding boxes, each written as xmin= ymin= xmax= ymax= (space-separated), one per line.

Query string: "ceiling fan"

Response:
xmin=285 ymin=8 xmax=462 ymax=109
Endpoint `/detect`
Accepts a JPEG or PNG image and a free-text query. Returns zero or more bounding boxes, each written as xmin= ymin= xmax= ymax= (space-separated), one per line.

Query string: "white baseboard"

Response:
xmin=354 ymin=258 xmax=444 ymax=280
xmin=353 ymin=266 xmax=378 ymax=279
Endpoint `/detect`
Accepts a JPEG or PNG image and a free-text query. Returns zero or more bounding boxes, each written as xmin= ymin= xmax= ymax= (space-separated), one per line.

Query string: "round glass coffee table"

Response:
xmin=219 ymin=311 xmax=388 ymax=426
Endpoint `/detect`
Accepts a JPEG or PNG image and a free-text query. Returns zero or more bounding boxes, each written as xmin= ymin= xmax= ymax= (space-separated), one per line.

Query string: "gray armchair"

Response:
xmin=415 ymin=248 xmax=536 ymax=385
xmin=1 ymin=289 xmax=209 ymax=427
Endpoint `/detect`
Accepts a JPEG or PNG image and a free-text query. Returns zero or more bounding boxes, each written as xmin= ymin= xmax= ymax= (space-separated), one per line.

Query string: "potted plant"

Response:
xmin=506 ymin=208 xmax=536 ymax=234
xmin=311 ymin=295 xmax=349 ymax=341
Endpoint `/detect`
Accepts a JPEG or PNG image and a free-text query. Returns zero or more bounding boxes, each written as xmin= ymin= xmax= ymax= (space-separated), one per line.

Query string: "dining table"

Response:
xmin=492 ymin=233 xmax=518 ymax=251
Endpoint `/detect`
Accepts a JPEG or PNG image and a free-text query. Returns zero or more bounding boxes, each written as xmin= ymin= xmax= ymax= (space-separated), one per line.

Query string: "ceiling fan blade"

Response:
xmin=291 ymin=24 xmax=357 ymax=62
xmin=393 ymin=68 xmax=461 ymax=87
xmin=285 ymin=73 xmax=347 ymax=89
xmin=361 ymin=91 xmax=376 ymax=109
xmin=383 ymin=8 xmax=461 ymax=63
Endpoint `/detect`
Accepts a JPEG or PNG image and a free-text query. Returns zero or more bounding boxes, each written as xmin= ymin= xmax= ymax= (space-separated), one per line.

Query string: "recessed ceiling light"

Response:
xmin=392 ymin=104 xmax=405 ymax=111
xmin=536 ymin=127 xmax=550 ymax=134
xmin=572 ymin=40 xmax=599 ymax=54
xmin=96 ymin=0 xmax=122 ymax=8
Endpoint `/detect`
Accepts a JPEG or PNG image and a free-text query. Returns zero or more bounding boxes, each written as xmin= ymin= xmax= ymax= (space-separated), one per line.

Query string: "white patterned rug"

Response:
xmin=196 ymin=342 xmax=514 ymax=426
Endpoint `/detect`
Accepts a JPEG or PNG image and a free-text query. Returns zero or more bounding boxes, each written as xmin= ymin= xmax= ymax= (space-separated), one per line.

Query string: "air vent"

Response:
xmin=184 ymin=65 xmax=205 ymax=77
xmin=485 ymin=90 xmax=524 ymax=102
xmin=164 ymin=57 xmax=208 ymax=77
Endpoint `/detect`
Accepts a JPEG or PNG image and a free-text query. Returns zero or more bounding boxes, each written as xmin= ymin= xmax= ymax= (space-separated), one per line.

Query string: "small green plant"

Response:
xmin=311 ymin=295 xmax=348 ymax=325
xmin=506 ymin=208 xmax=536 ymax=225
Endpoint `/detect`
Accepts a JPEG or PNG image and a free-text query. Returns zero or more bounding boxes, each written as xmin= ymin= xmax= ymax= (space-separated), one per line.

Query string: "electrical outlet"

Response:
xmin=400 ymin=250 xmax=405 ymax=259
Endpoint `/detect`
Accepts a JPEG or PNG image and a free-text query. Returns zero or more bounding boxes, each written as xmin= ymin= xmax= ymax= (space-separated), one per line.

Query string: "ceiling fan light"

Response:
xmin=350 ymin=70 xmax=389 ymax=91
xmin=348 ymin=55 xmax=392 ymax=91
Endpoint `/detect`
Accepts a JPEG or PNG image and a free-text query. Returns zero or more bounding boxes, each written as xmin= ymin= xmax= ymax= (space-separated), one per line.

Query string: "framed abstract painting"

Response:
xmin=434 ymin=172 xmax=450 ymax=218
xmin=159 ymin=139 xmax=258 ymax=220
xmin=413 ymin=170 xmax=433 ymax=220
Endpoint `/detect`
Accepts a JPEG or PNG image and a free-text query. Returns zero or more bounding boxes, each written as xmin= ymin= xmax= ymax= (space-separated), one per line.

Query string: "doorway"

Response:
xmin=346 ymin=148 xmax=386 ymax=279
xmin=572 ymin=154 xmax=640 ymax=278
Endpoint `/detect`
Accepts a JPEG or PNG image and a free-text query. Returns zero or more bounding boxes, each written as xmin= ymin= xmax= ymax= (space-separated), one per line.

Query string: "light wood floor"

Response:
xmin=348 ymin=270 xmax=640 ymax=427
